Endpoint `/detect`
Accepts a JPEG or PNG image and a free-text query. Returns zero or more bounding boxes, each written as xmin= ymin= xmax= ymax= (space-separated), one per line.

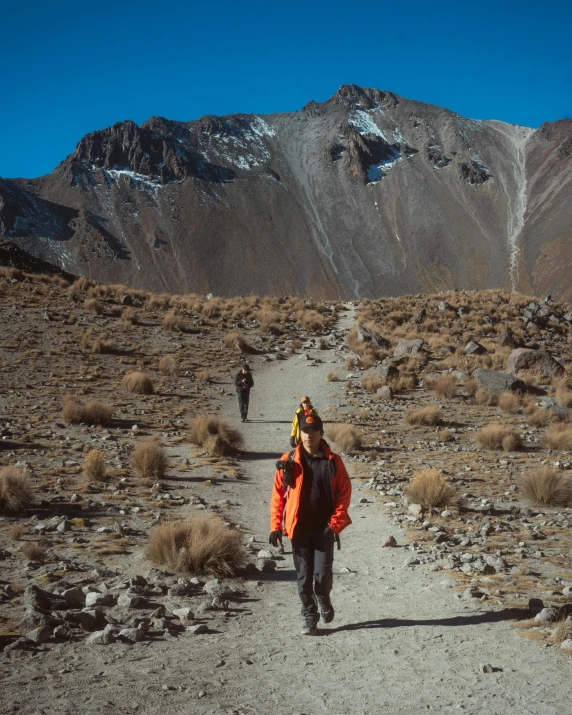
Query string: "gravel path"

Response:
xmin=2 ymin=308 xmax=571 ymax=715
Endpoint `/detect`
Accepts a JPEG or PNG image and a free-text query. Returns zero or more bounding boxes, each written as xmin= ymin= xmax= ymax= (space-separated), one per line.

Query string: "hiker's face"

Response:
xmin=302 ymin=401 xmax=310 ymax=409
xmin=301 ymin=428 xmax=321 ymax=453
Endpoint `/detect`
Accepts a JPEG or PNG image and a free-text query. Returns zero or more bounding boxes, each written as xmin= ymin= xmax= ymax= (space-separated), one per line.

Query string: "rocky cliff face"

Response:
xmin=1 ymin=85 xmax=571 ymax=299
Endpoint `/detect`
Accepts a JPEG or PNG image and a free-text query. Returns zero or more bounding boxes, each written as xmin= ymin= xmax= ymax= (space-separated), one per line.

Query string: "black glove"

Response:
xmin=269 ymin=530 xmax=283 ymax=547
xmin=324 ymin=526 xmax=334 ymax=538
xmin=289 ymin=436 xmax=297 ymax=449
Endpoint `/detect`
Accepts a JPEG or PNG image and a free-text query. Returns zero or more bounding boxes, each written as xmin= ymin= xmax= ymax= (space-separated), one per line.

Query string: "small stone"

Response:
xmin=535 ymin=607 xmax=560 ymax=623
xmin=4 ymin=637 xmax=33 ymax=653
xmin=117 ymin=593 xmax=141 ymax=608
xmin=383 ymin=536 xmax=397 ymax=548
xmin=53 ymin=625 xmax=71 ymax=639
xmin=260 ymin=558 xmax=277 ymax=573
xmin=408 ymin=504 xmax=423 ymax=517
xmin=26 ymin=626 xmax=51 ymax=644
xmin=119 ymin=627 xmax=144 ymax=642
xmin=404 ymin=556 xmax=420 ymax=566
xmin=560 ymin=639 xmax=572 ymax=649
xmin=62 ymin=587 xmax=85 ymax=605
xmin=256 ymin=550 xmax=273 ymax=560
xmin=85 ymin=592 xmax=114 ymax=608
xmin=186 ymin=624 xmax=208 ymax=635
xmin=479 ymin=663 xmax=494 ymax=673
xmin=87 ymin=630 xmax=116 ymax=645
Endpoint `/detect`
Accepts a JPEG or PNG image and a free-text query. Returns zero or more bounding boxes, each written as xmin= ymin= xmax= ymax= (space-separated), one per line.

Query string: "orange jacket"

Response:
xmin=270 ymin=441 xmax=352 ymax=538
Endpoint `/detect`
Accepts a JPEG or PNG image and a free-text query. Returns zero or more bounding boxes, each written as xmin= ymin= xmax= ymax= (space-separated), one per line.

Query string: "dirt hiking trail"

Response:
xmin=2 ymin=308 xmax=571 ymax=715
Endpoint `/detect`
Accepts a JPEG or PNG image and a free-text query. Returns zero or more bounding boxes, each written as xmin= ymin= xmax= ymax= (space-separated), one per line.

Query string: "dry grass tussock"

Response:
xmin=189 ymin=416 xmax=244 ymax=456
xmin=82 ymin=450 xmax=110 ymax=483
xmin=543 ymin=423 xmax=572 ymax=450
xmin=197 ymin=369 xmax=211 ymax=383
xmin=224 ymin=331 xmax=251 ymax=353
xmin=404 ymin=468 xmax=460 ymax=509
xmin=147 ymin=516 xmax=245 ymax=576
xmin=21 ymin=542 xmax=47 ymax=562
xmin=362 ymin=374 xmax=384 ymax=392
xmin=158 ymin=355 xmax=178 ymax=376
xmin=552 ymin=619 xmax=572 ymax=645
xmin=473 ymin=388 xmax=497 ymax=406
xmin=404 ymin=406 xmax=441 ymax=426
xmin=0 ymin=467 xmax=33 ymax=513
xmin=297 ymin=310 xmax=329 ymax=333
xmin=475 ymin=424 xmax=522 ymax=451
xmin=121 ymin=371 xmax=154 ymax=395
xmin=9 ymin=524 xmax=25 ymax=540
xmin=62 ymin=396 xmax=113 ymax=425
xmin=84 ymin=298 xmax=103 ymax=315
xmin=555 ymin=385 xmax=572 ymax=408
xmin=163 ymin=310 xmax=184 ymax=331
xmin=521 ymin=467 xmax=572 ymax=507
xmin=132 ymin=439 xmax=168 ymax=483
xmin=91 ymin=336 xmax=115 ymax=354
xmin=427 ymin=374 xmax=456 ymax=399
xmin=325 ymin=424 xmax=362 ymax=453
xmin=498 ymin=392 xmax=521 ymax=414
xmin=121 ymin=307 xmax=138 ymax=325
xmin=527 ymin=408 xmax=550 ymax=428
xmin=326 ymin=370 xmax=340 ymax=382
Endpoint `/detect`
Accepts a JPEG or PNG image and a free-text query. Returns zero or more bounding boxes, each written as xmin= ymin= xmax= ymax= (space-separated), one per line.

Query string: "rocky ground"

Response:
xmin=2 ymin=268 xmax=572 ymax=713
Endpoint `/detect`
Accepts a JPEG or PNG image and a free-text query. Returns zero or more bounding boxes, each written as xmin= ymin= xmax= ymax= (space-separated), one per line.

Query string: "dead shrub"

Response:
xmin=92 ymin=336 xmax=115 ymax=354
xmin=326 ymin=370 xmax=340 ymax=382
xmin=146 ymin=515 xmax=246 ymax=576
xmin=475 ymin=424 xmax=522 ymax=451
xmin=498 ymin=392 xmax=521 ymax=414
xmin=21 ymin=542 xmax=46 ymax=562
xmin=362 ymin=374 xmax=384 ymax=392
xmin=189 ymin=416 xmax=244 ymax=456
xmin=158 ymin=355 xmax=178 ymax=376
xmin=84 ymin=298 xmax=103 ymax=315
xmin=552 ymin=619 xmax=572 ymax=645
xmin=527 ymin=408 xmax=550 ymax=428
xmin=390 ymin=375 xmax=416 ymax=393
xmin=437 ymin=428 xmax=454 ymax=442
xmin=121 ymin=307 xmax=138 ymax=325
xmin=404 ymin=468 xmax=460 ymax=509
xmin=224 ymin=331 xmax=250 ymax=352
xmin=556 ymin=386 xmax=572 ymax=408
xmin=146 ymin=294 xmax=170 ymax=311
xmin=463 ymin=376 xmax=477 ymax=396
xmin=543 ymin=423 xmax=572 ymax=450
xmin=325 ymin=424 xmax=362 ymax=453
xmin=428 ymin=374 xmax=456 ymax=399
xmin=121 ymin=371 xmax=154 ymax=395
xmin=62 ymin=396 xmax=113 ymax=425
xmin=9 ymin=524 xmax=25 ymax=540
xmin=297 ymin=310 xmax=328 ymax=333
xmin=358 ymin=354 xmax=376 ymax=370
xmin=521 ymin=467 xmax=572 ymax=507
xmin=82 ymin=450 xmax=110 ymax=483
xmin=163 ymin=310 xmax=184 ymax=331
xmin=132 ymin=439 xmax=168 ymax=483
xmin=345 ymin=357 xmax=356 ymax=370
xmin=0 ymin=467 xmax=33 ymax=514
xmin=404 ymin=406 xmax=441 ymax=426
xmin=258 ymin=309 xmax=281 ymax=332
xmin=473 ymin=388 xmax=497 ymax=406
xmin=197 ymin=369 xmax=211 ymax=383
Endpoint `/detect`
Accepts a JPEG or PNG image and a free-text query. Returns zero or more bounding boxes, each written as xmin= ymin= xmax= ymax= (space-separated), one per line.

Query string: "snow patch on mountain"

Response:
xmin=367 ymin=147 xmax=401 ymax=183
xmin=349 ymin=109 xmax=388 ymax=140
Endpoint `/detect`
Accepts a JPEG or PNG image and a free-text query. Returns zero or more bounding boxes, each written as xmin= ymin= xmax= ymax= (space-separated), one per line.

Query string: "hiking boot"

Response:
xmin=318 ymin=599 xmax=335 ymax=624
xmin=300 ymin=618 xmax=318 ymax=636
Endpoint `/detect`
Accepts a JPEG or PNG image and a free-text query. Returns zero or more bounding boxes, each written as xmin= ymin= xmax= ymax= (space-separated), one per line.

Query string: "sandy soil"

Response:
xmin=2 ymin=308 xmax=571 ymax=715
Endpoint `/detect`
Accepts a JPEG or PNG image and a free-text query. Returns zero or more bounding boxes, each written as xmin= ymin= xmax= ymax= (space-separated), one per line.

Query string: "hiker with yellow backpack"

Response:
xmin=289 ymin=396 xmax=319 ymax=448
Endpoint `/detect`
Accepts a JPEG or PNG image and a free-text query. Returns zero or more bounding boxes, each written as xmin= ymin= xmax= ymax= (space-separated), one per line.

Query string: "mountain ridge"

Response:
xmin=1 ymin=84 xmax=571 ymax=299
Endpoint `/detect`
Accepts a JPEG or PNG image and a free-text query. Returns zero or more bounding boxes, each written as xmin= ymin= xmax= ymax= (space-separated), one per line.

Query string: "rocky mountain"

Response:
xmin=1 ymin=85 xmax=571 ymax=299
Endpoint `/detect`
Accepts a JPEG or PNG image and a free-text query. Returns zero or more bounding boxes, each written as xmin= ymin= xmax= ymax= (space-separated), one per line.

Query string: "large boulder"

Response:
xmin=507 ymin=349 xmax=564 ymax=378
xmin=355 ymin=325 xmax=391 ymax=349
xmin=473 ymin=368 xmax=526 ymax=395
xmin=364 ymin=364 xmax=399 ymax=380
xmin=393 ymin=338 xmax=425 ymax=358
xmin=464 ymin=340 xmax=486 ymax=355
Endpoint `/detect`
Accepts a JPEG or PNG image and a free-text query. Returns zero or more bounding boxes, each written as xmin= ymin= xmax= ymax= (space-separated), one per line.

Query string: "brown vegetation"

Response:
xmin=147 ymin=516 xmax=246 ymax=576
xmin=121 ymin=371 xmax=154 ymax=395
xmin=543 ymin=423 xmax=572 ymax=450
xmin=404 ymin=406 xmax=441 ymax=426
xmin=325 ymin=424 xmax=362 ymax=453
xmin=20 ymin=542 xmax=46 ymax=562
xmin=521 ymin=467 xmax=572 ymax=507
xmin=82 ymin=450 xmax=110 ymax=483
xmin=158 ymin=355 xmax=178 ymax=376
xmin=62 ymin=396 xmax=113 ymax=425
xmin=427 ymin=374 xmax=456 ymax=399
xmin=0 ymin=467 xmax=33 ymax=513
xmin=132 ymin=439 xmax=168 ymax=483
xmin=404 ymin=468 xmax=460 ymax=509
xmin=189 ymin=416 xmax=244 ymax=456
xmin=475 ymin=424 xmax=522 ymax=451
xmin=498 ymin=392 xmax=521 ymax=414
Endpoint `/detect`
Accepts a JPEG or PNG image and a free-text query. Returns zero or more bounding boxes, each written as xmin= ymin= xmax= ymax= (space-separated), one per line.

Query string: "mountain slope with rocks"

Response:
xmin=1 ymin=85 xmax=572 ymax=299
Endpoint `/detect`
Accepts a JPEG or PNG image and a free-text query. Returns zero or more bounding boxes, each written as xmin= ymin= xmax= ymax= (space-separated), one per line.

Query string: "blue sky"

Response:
xmin=1 ymin=0 xmax=571 ymax=178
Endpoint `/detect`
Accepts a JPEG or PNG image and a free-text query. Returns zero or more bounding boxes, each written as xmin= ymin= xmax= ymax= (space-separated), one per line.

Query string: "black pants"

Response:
xmin=291 ymin=528 xmax=334 ymax=621
xmin=237 ymin=390 xmax=249 ymax=420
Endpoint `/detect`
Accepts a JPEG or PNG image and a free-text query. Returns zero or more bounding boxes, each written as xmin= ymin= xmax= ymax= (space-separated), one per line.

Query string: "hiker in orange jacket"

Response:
xmin=270 ymin=412 xmax=352 ymax=635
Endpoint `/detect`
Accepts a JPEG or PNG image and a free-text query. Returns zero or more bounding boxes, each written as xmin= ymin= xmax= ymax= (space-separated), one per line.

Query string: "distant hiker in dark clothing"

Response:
xmin=235 ymin=364 xmax=253 ymax=422
xmin=270 ymin=412 xmax=352 ymax=636
xmin=290 ymin=396 xmax=319 ymax=448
